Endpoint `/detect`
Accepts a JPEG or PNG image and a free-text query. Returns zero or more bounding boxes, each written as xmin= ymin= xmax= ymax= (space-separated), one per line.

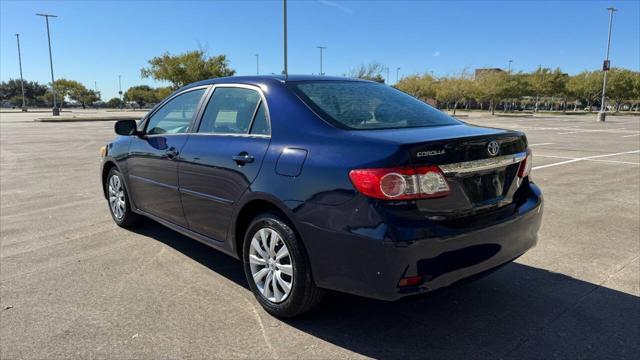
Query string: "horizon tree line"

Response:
xmin=2 ymin=50 xmax=638 ymax=113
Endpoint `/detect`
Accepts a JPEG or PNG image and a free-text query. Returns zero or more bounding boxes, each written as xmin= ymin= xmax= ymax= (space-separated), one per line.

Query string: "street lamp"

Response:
xmin=255 ymin=54 xmax=260 ymax=75
xmin=316 ymin=46 xmax=326 ymax=75
xmin=396 ymin=67 xmax=401 ymax=84
xmin=118 ymin=75 xmax=123 ymax=109
xmin=36 ymin=13 xmax=59 ymax=116
xmin=508 ymin=59 xmax=513 ymax=73
xmin=386 ymin=66 xmax=390 ymax=84
xmin=15 ymin=34 xmax=27 ymax=112
xmin=598 ymin=7 xmax=618 ymax=122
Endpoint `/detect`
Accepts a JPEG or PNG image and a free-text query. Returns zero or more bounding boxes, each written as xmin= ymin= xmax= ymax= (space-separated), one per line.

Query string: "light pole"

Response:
xmin=316 ymin=46 xmax=326 ymax=75
xmin=386 ymin=67 xmax=390 ymax=84
xmin=283 ymin=0 xmax=288 ymax=78
xmin=598 ymin=7 xmax=618 ymax=122
xmin=396 ymin=67 xmax=401 ymax=84
xmin=118 ymin=75 xmax=123 ymax=108
xmin=255 ymin=54 xmax=259 ymax=75
xmin=508 ymin=59 xmax=513 ymax=73
xmin=15 ymin=34 xmax=27 ymax=112
xmin=36 ymin=13 xmax=59 ymax=116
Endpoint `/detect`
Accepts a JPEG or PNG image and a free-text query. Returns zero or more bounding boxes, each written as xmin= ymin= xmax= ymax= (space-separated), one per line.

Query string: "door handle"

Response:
xmin=232 ymin=152 xmax=255 ymax=165
xmin=166 ymin=147 xmax=179 ymax=159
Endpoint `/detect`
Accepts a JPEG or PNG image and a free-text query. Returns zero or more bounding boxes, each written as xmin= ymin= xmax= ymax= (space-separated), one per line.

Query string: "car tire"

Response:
xmin=106 ymin=168 xmax=140 ymax=228
xmin=242 ymin=212 xmax=324 ymax=318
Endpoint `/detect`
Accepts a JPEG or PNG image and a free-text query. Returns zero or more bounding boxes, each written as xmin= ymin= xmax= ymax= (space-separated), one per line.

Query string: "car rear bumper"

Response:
xmin=297 ymin=182 xmax=543 ymax=301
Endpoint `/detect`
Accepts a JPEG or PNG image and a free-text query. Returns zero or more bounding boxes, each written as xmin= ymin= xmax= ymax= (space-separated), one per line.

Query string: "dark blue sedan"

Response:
xmin=100 ymin=75 xmax=543 ymax=317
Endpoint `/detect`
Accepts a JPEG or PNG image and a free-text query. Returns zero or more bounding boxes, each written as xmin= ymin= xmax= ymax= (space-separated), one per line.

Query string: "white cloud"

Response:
xmin=318 ymin=0 xmax=353 ymax=14
xmin=433 ymin=51 xmax=441 ymax=57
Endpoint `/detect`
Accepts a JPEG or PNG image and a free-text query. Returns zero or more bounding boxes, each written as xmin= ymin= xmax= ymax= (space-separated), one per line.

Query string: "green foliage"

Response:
xmin=53 ymin=78 xmax=100 ymax=108
xmin=154 ymin=87 xmax=173 ymax=101
xmin=395 ymin=66 xmax=638 ymax=114
xmin=435 ymin=73 xmax=474 ymax=114
xmin=124 ymin=85 xmax=157 ymax=107
xmin=106 ymin=97 xmax=123 ymax=108
xmin=141 ymin=50 xmax=235 ymax=89
xmin=566 ymin=71 xmax=602 ymax=110
xmin=526 ymin=67 xmax=567 ymax=111
xmin=0 ymin=79 xmax=49 ymax=106
xmin=395 ymin=74 xmax=437 ymax=100
xmin=607 ymin=68 xmax=635 ymax=111
xmin=78 ymin=90 xmax=100 ymax=108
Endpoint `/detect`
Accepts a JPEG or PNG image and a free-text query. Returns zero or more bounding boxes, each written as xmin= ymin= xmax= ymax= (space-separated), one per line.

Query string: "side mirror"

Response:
xmin=114 ymin=120 xmax=140 ymax=136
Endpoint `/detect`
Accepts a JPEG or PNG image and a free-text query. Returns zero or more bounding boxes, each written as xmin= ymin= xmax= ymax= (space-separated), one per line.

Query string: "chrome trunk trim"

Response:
xmin=440 ymin=151 xmax=527 ymax=176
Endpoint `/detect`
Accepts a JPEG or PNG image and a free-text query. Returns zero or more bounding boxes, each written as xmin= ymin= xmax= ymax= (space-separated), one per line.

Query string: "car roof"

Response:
xmin=183 ymin=75 xmax=371 ymax=89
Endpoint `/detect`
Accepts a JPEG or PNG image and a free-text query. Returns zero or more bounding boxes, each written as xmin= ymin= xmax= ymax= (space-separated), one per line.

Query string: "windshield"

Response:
xmin=289 ymin=81 xmax=460 ymax=130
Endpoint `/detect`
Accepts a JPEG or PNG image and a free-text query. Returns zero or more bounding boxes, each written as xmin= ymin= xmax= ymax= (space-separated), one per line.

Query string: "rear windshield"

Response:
xmin=289 ymin=81 xmax=460 ymax=130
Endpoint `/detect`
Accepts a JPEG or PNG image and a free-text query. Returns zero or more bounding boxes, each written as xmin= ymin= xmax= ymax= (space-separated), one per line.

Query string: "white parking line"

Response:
xmin=557 ymin=131 xmax=581 ymax=135
xmin=536 ymin=154 xmax=640 ymax=166
xmin=533 ymin=150 xmax=640 ymax=170
xmin=621 ymin=134 xmax=640 ymax=138
xmin=520 ymin=126 xmax=631 ymax=134
xmin=529 ymin=143 xmax=555 ymax=147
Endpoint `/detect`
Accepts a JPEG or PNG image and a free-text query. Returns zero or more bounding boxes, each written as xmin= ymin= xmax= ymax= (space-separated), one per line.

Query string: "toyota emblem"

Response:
xmin=487 ymin=141 xmax=500 ymax=156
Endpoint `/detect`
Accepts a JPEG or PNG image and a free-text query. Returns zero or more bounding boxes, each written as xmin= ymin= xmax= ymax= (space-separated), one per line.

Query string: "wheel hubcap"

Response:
xmin=249 ymin=228 xmax=293 ymax=303
xmin=108 ymin=174 xmax=126 ymax=220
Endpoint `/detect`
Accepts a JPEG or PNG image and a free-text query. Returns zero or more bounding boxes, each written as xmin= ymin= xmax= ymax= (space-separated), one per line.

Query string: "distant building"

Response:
xmin=474 ymin=68 xmax=504 ymax=78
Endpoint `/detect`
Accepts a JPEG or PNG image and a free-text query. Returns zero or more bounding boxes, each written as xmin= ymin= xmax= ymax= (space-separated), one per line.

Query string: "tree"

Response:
xmin=124 ymin=85 xmax=157 ymax=108
xmin=106 ymin=97 xmax=123 ymax=108
xmin=566 ymin=71 xmax=602 ymax=111
xmin=607 ymin=68 xmax=635 ymax=112
xmin=76 ymin=90 xmax=100 ymax=109
xmin=154 ymin=87 xmax=173 ymax=101
xmin=141 ymin=50 xmax=235 ymax=89
xmin=395 ymin=74 xmax=437 ymax=100
xmin=0 ymin=79 xmax=49 ymax=107
xmin=475 ymin=71 xmax=510 ymax=115
xmin=435 ymin=73 xmax=473 ymax=115
xmin=527 ymin=67 xmax=566 ymax=112
xmin=349 ymin=62 xmax=386 ymax=83
xmin=53 ymin=78 xmax=87 ymax=108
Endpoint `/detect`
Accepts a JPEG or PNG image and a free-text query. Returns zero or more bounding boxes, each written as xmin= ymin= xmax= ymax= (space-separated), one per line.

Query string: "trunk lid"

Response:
xmin=353 ymin=124 xmax=528 ymax=218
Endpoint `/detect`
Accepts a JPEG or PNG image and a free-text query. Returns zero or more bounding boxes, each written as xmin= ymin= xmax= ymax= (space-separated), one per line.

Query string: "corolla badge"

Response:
xmin=417 ymin=149 xmax=445 ymax=157
xmin=487 ymin=141 xmax=500 ymax=156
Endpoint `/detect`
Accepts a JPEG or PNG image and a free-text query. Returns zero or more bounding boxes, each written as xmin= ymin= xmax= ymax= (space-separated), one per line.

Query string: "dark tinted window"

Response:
xmin=146 ymin=89 xmax=205 ymax=135
xmin=290 ymin=81 xmax=460 ymax=130
xmin=199 ymin=87 xmax=261 ymax=134
xmin=249 ymin=102 xmax=270 ymax=135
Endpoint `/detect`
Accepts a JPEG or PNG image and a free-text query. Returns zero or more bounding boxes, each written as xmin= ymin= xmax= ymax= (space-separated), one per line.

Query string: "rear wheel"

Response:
xmin=106 ymin=168 xmax=139 ymax=228
xmin=242 ymin=213 xmax=324 ymax=318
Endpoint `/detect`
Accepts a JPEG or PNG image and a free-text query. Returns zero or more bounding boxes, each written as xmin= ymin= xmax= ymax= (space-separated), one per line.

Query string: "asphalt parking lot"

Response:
xmin=1 ymin=110 xmax=639 ymax=359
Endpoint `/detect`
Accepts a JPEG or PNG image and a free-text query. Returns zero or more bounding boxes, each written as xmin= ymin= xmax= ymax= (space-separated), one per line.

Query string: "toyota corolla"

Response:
xmin=100 ymin=75 xmax=543 ymax=317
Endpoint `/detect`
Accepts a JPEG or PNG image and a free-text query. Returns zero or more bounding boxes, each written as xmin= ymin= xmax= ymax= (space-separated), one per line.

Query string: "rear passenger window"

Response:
xmin=250 ymin=102 xmax=270 ymax=135
xmin=198 ymin=88 xmax=261 ymax=134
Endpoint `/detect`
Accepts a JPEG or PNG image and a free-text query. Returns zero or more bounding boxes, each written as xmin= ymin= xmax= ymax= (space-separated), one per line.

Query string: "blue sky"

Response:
xmin=1 ymin=0 xmax=639 ymax=100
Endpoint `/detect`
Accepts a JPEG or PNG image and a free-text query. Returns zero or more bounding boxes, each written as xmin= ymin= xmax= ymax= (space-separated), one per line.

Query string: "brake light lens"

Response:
xmin=518 ymin=148 xmax=533 ymax=178
xmin=349 ymin=166 xmax=450 ymax=200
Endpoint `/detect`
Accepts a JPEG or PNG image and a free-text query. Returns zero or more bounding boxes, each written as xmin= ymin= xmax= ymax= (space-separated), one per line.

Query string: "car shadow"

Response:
xmin=132 ymin=219 xmax=640 ymax=359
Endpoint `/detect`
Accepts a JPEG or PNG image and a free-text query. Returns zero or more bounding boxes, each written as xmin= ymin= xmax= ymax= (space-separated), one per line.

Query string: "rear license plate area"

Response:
xmin=461 ymin=170 xmax=507 ymax=203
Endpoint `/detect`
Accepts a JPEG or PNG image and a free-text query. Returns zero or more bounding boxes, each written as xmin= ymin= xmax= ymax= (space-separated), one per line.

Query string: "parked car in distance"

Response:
xmin=100 ymin=75 xmax=543 ymax=317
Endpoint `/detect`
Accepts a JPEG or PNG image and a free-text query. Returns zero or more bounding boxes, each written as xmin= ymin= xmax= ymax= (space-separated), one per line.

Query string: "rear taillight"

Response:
xmin=518 ymin=148 xmax=533 ymax=178
xmin=349 ymin=166 xmax=450 ymax=200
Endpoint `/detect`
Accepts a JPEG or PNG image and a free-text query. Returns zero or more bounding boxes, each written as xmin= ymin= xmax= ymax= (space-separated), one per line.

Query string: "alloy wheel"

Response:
xmin=248 ymin=228 xmax=294 ymax=303
xmin=108 ymin=174 xmax=126 ymax=220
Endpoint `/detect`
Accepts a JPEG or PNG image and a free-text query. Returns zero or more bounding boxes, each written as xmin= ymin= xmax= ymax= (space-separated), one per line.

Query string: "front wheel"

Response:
xmin=106 ymin=168 xmax=140 ymax=228
xmin=242 ymin=213 xmax=324 ymax=318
